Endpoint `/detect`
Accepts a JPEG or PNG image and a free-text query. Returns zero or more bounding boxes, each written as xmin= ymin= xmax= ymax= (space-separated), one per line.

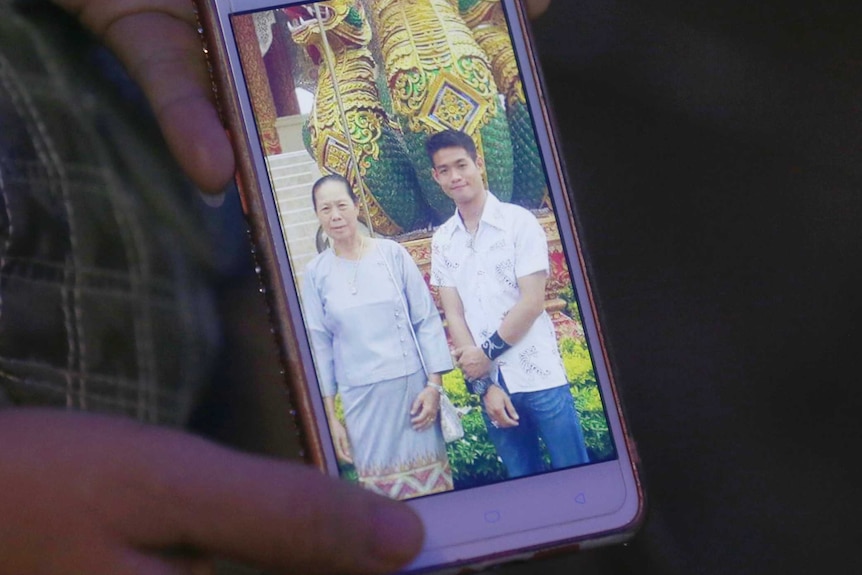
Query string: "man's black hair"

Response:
xmin=425 ymin=129 xmax=479 ymax=164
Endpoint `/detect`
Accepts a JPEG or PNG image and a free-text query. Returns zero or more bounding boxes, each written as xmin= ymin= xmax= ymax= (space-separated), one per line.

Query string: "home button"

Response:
xmin=484 ymin=510 xmax=502 ymax=524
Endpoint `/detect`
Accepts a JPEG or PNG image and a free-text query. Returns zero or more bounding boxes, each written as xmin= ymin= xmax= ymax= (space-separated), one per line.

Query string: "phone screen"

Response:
xmin=225 ymin=0 xmax=621 ymax=503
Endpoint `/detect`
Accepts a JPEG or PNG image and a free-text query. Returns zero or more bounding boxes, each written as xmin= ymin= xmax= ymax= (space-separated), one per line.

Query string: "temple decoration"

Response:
xmin=235 ymin=14 xmax=282 ymax=155
xmin=264 ymin=11 xmax=302 ymax=117
xmin=367 ymin=0 xmax=515 ymax=221
xmin=458 ymin=0 xmax=547 ymax=207
xmin=285 ymin=0 xmax=428 ymax=235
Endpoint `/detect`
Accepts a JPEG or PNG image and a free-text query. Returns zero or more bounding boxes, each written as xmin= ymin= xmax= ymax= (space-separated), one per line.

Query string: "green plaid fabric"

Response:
xmin=0 ymin=1 xmax=220 ymax=426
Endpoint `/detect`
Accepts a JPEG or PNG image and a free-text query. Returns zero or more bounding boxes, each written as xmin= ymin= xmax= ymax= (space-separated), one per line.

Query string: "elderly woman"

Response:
xmin=301 ymin=174 xmax=454 ymax=500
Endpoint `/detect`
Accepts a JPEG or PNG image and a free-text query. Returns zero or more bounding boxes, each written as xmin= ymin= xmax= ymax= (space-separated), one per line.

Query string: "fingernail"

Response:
xmin=199 ymin=189 xmax=227 ymax=207
xmin=198 ymin=181 xmax=236 ymax=208
xmin=368 ymin=501 xmax=424 ymax=568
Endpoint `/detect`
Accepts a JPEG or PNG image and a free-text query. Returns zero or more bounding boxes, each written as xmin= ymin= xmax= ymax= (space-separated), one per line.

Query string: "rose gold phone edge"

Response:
xmin=196 ymin=0 xmax=330 ymax=471
xmin=193 ymin=0 xmax=646 ymax=570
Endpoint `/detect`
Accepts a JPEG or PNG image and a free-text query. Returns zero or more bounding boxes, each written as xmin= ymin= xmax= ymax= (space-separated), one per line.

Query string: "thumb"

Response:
xmin=99 ymin=420 xmax=424 ymax=574
xmin=504 ymin=396 xmax=520 ymax=421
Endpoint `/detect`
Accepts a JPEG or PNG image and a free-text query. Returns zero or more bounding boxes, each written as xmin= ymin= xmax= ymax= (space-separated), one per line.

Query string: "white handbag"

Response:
xmin=437 ymin=390 xmax=465 ymax=443
xmin=378 ymin=243 xmax=465 ymax=443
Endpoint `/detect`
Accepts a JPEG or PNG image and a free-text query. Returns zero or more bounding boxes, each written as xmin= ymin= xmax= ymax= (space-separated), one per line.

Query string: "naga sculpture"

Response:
xmin=366 ymin=0 xmax=515 ymax=220
xmin=285 ymin=0 xmax=429 ymax=236
xmin=284 ymin=0 xmax=534 ymax=234
xmin=458 ymin=0 xmax=547 ymax=207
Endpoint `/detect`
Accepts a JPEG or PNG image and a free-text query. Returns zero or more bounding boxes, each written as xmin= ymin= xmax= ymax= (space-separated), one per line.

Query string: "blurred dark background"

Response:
xmin=199 ymin=1 xmax=862 ymax=573
xmin=507 ymin=1 xmax=862 ymax=573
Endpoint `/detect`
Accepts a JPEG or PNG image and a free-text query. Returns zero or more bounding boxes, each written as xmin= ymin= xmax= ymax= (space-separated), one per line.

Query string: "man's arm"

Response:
xmin=438 ymin=286 xmax=474 ymax=350
xmin=496 ymin=270 xmax=548 ymax=345
xmin=439 ymin=286 xmax=491 ymax=381
xmin=455 ymin=271 xmax=547 ymax=381
xmin=440 ymin=289 xmax=521 ymax=428
xmin=438 ymin=286 xmax=493 ymax=383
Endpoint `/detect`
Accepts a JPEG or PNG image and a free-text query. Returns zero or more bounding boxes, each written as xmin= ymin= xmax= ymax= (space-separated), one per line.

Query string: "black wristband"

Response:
xmin=481 ymin=331 xmax=511 ymax=361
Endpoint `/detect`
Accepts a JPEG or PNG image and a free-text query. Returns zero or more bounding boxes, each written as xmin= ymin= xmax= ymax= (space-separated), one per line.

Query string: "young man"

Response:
xmin=428 ymin=129 xmax=588 ymax=479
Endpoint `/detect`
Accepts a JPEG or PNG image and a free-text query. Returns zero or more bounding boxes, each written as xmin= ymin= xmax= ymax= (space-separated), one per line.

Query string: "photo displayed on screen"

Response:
xmin=230 ymin=0 xmax=617 ymax=501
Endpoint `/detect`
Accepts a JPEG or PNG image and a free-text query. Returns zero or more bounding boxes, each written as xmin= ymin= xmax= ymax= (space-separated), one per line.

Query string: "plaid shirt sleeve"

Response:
xmin=0 ymin=2 xmax=222 ymax=426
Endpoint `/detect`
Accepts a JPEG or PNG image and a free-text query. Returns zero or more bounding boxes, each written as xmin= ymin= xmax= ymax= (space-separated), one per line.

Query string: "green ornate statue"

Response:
xmin=285 ymin=0 xmax=428 ymax=236
xmin=458 ymin=0 xmax=547 ymax=207
xmin=285 ymin=0 xmax=532 ymax=233
xmin=366 ymin=0 xmax=515 ymax=221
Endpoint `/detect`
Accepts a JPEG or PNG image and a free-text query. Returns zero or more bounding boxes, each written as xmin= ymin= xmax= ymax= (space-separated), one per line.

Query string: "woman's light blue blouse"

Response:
xmin=301 ymin=239 xmax=453 ymax=397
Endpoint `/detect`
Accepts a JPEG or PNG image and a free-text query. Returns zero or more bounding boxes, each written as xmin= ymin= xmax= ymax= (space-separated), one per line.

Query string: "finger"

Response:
xmin=487 ymin=405 xmax=506 ymax=422
xmin=413 ymin=419 xmax=433 ymax=431
xmin=488 ymin=401 xmax=518 ymax=428
xmin=62 ymin=0 xmax=198 ymax=30
xmin=411 ymin=399 xmax=435 ymax=428
xmin=503 ymin=397 xmax=520 ymax=424
xmin=97 ymin=425 xmax=422 ymax=574
xmin=101 ymin=12 xmax=235 ymax=192
xmin=526 ymin=0 xmax=552 ymax=19
xmin=410 ymin=404 xmax=430 ymax=424
xmin=338 ymin=436 xmax=354 ymax=464
xmin=119 ymin=551 xmax=215 ymax=575
xmin=410 ymin=395 xmax=422 ymax=416
xmin=494 ymin=410 xmax=519 ymax=427
xmin=341 ymin=448 xmax=354 ymax=465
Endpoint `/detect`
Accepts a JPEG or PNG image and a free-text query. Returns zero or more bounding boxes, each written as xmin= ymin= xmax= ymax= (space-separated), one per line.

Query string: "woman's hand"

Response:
xmin=53 ymin=0 xmax=552 ymax=194
xmin=330 ymin=418 xmax=354 ymax=464
xmin=410 ymin=386 xmax=441 ymax=431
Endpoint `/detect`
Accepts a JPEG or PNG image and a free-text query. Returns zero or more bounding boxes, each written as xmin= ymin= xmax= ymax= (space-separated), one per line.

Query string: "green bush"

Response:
xmin=335 ymin=334 xmax=615 ymax=491
xmin=445 ymin=409 xmax=507 ymax=489
xmin=442 ymin=370 xmax=506 ymax=488
xmin=560 ymin=336 xmax=615 ymax=461
xmin=558 ymin=284 xmax=580 ymax=320
xmin=443 ymin=336 xmax=615 ymax=486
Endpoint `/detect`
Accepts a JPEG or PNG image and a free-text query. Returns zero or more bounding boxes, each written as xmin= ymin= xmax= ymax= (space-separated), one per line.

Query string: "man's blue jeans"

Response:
xmin=483 ymin=380 xmax=589 ymax=479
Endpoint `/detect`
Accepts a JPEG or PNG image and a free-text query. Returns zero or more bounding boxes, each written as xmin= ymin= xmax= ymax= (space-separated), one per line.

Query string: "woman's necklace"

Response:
xmin=337 ymin=236 xmax=365 ymax=295
xmin=348 ymin=257 xmax=360 ymax=295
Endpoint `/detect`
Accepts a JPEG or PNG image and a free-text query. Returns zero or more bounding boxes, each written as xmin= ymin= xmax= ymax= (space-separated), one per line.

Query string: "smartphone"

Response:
xmin=195 ymin=0 xmax=644 ymax=571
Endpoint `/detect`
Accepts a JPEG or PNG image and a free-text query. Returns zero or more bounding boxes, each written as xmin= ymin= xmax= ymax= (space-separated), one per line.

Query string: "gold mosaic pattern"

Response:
xmin=370 ymin=0 xmax=500 ymax=134
xmin=291 ymin=1 xmax=402 ymax=235
xmin=459 ymin=0 xmax=525 ymax=109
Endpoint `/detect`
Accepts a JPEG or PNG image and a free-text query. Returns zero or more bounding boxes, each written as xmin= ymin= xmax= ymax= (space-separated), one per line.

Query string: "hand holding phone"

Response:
xmin=0 ymin=410 xmax=423 ymax=574
xmin=195 ymin=1 xmax=643 ymax=571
